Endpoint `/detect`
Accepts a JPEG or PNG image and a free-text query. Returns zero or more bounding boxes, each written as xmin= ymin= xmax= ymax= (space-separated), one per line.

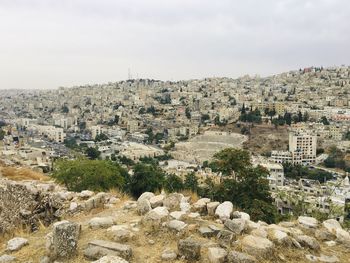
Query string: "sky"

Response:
xmin=0 ymin=0 xmax=349 ymax=89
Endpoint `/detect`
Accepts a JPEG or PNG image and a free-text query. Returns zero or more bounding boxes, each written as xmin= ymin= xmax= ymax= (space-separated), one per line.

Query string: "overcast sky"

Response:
xmin=0 ymin=0 xmax=349 ymax=89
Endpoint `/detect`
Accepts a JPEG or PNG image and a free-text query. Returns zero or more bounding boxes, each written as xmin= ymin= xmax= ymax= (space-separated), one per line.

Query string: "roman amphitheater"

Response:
xmin=171 ymin=131 xmax=248 ymax=164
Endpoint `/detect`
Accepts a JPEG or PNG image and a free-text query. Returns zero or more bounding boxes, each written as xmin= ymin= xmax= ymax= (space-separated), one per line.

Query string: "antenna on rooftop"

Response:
xmin=128 ymin=68 xmax=132 ymax=80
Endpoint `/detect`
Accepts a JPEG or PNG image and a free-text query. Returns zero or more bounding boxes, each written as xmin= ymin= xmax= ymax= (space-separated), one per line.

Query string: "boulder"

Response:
xmin=199 ymin=226 xmax=216 ymax=238
xmin=107 ymin=225 xmax=133 ymax=242
xmin=92 ymin=255 xmax=129 ymax=263
xmin=168 ymin=220 xmax=187 ymax=232
xmin=161 ymin=249 xmax=177 ymax=261
xmin=178 ymin=238 xmax=201 ymax=261
xmin=224 ymin=218 xmax=246 ymax=235
xmin=6 ymin=237 xmax=28 ymax=252
xmin=163 ymin=193 xmax=183 ymax=211
xmin=241 ymin=235 xmax=274 ymax=257
xmin=207 ymin=247 xmax=227 ymax=263
xmin=217 ymin=230 xmax=234 ymax=248
xmin=142 ymin=207 xmax=169 ymax=228
xmin=170 ymin=211 xmax=186 ymax=220
xmin=318 ymin=254 xmax=339 ymax=263
xmin=267 ymin=229 xmax=289 ymax=244
xmin=137 ymin=192 xmax=155 ymax=202
xmin=193 ymin=198 xmax=210 ymax=214
xmin=323 ymin=219 xmax=342 ymax=235
xmin=215 ymin=201 xmax=233 ymax=221
xmin=315 ymin=229 xmax=336 ymax=241
xmin=79 ymin=190 xmax=94 ymax=199
xmin=137 ymin=199 xmax=152 ymax=215
xmin=227 ymin=251 xmax=257 ymax=263
xmin=89 ymin=217 xmax=115 ymax=229
xmin=335 ymin=228 xmax=350 ymax=245
xmin=295 ymin=235 xmax=320 ymax=250
xmin=232 ymin=211 xmax=250 ymax=221
xmin=84 ymin=240 xmax=132 ymax=260
xmin=0 ymin=254 xmax=16 ymax=263
xmin=251 ymin=228 xmax=267 ymax=238
xmin=149 ymin=194 xmax=165 ymax=208
xmin=180 ymin=202 xmax=191 ymax=212
xmin=207 ymin=202 xmax=220 ymax=216
xmin=47 ymin=220 xmax=81 ymax=260
xmin=298 ymin=216 xmax=318 ymax=228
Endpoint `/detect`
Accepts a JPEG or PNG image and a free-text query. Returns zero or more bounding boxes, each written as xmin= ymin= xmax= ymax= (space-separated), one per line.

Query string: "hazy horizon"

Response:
xmin=1 ymin=0 xmax=349 ymax=90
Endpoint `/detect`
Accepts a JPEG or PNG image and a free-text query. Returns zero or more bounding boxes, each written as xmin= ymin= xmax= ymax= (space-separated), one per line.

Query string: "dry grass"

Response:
xmin=0 ymin=166 xmax=49 ymax=181
xmin=180 ymin=190 xmax=199 ymax=203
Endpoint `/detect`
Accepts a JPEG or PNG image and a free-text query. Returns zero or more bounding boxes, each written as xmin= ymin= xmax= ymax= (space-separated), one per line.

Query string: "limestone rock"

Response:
xmin=137 ymin=199 xmax=152 ymax=215
xmin=298 ymin=216 xmax=318 ymax=228
xmin=199 ymin=226 xmax=216 ymax=238
xmin=315 ymin=229 xmax=336 ymax=241
xmin=170 ymin=211 xmax=186 ymax=220
xmin=6 ymin=237 xmax=28 ymax=252
xmin=251 ymin=228 xmax=267 ymax=238
xmin=163 ymin=193 xmax=183 ymax=211
xmin=335 ymin=228 xmax=350 ymax=245
xmin=142 ymin=207 xmax=169 ymax=228
xmin=89 ymin=217 xmax=115 ymax=229
xmin=137 ymin=192 xmax=155 ymax=202
xmin=217 ymin=230 xmax=234 ymax=248
xmin=215 ymin=201 xmax=233 ymax=221
xmin=322 ymin=219 xmax=341 ymax=234
xmin=207 ymin=247 xmax=227 ymax=263
xmin=267 ymin=229 xmax=289 ymax=244
xmin=207 ymin=202 xmax=220 ymax=216
xmin=227 ymin=251 xmax=257 ymax=263
xmin=318 ymin=254 xmax=339 ymax=263
xmin=161 ymin=249 xmax=177 ymax=261
xmin=168 ymin=220 xmax=187 ymax=232
xmin=224 ymin=218 xmax=246 ymax=235
xmin=193 ymin=198 xmax=210 ymax=214
xmin=178 ymin=238 xmax=201 ymax=260
xmin=79 ymin=190 xmax=94 ymax=199
xmin=232 ymin=211 xmax=250 ymax=221
xmin=92 ymin=255 xmax=129 ymax=263
xmin=47 ymin=220 xmax=81 ymax=260
xmin=241 ymin=235 xmax=274 ymax=257
xmin=0 ymin=254 xmax=16 ymax=263
xmin=107 ymin=225 xmax=133 ymax=242
xmin=149 ymin=194 xmax=165 ymax=208
xmin=84 ymin=240 xmax=132 ymax=260
xmin=295 ymin=235 xmax=320 ymax=250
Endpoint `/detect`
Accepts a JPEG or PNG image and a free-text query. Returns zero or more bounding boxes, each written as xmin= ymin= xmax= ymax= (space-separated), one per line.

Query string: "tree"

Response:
xmin=284 ymin=112 xmax=292 ymax=126
xmin=0 ymin=129 xmax=5 ymax=140
xmin=61 ymin=105 xmax=69 ymax=113
xmin=95 ymin=133 xmax=109 ymax=142
xmin=86 ymin=147 xmax=101 ymax=160
xmin=52 ymin=159 xmax=126 ymax=192
xmin=184 ymin=172 xmax=199 ymax=193
xmin=64 ymin=137 xmax=77 ymax=149
xmin=164 ymin=174 xmax=184 ymax=193
xmin=345 ymin=131 xmax=350 ymax=140
xmin=212 ymin=148 xmax=251 ymax=176
xmin=129 ymin=163 xmax=165 ymax=198
xmin=185 ymin=107 xmax=191 ymax=119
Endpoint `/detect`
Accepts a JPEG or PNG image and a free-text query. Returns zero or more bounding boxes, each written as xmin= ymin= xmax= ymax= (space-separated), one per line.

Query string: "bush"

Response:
xmin=128 ymin=163 xmax=165 ymax=198
xmin=164 ymin=174 xmax=184 ymax=193
xmin=52 ymin=159 xmax=126 ymax=192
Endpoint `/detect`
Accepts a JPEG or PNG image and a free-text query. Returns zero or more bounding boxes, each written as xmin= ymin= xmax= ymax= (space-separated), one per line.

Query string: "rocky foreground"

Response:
xmin=0 ymin=179 xmax=350 ymax=263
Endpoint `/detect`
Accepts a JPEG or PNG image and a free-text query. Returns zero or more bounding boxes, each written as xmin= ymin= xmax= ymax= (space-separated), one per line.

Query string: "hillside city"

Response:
xmin=1 ymin=66 xmax=350 ymax=263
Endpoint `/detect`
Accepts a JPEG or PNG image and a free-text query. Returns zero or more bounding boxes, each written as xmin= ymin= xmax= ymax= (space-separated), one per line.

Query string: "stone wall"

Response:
xmin=0 ymin=179 xmax=63 ymax=234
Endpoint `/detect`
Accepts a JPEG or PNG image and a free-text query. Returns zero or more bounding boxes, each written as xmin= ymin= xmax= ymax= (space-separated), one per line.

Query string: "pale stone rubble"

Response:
xmin=1 ymin=189 xmax=350 ymax=262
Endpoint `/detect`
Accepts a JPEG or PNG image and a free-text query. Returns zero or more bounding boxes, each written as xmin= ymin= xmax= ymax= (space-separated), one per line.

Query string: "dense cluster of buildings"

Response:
xmin=0 ymin=66 xmax=349 ymax=217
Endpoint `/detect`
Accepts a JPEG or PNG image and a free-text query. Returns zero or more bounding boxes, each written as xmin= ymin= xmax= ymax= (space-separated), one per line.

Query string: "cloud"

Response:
xmin=0 ymin=0 xmax=349 ymax=89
